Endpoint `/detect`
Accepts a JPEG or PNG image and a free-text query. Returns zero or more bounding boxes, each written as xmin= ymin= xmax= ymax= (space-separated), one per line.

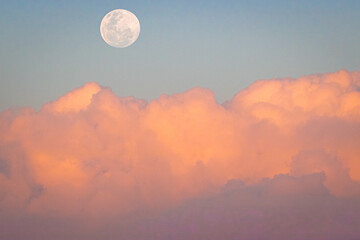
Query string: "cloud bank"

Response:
xmin=0 ymin=70 xmax=360 ymax=239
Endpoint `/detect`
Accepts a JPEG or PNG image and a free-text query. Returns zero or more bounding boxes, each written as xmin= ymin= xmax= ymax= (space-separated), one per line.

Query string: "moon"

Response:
xmin=100 ymin=9 xmax=140 ymax=48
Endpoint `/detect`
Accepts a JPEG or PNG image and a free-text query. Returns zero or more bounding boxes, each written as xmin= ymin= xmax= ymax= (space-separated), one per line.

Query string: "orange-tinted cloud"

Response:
xmin=0 ymin=70 xmax=360 ymax=239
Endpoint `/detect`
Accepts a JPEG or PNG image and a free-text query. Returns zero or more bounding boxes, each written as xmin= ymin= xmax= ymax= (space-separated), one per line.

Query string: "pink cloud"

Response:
xmin=0 ymin=70 xmax=359 ymax=239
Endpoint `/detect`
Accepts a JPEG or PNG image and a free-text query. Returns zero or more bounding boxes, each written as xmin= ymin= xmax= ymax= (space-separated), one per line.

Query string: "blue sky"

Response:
xmin=1 ymin=0 xmax=360 ymax=110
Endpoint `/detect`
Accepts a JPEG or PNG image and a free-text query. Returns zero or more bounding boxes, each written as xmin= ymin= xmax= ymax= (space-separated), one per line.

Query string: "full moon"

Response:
xmin=100 ymin=9 xmax=140 ymax=48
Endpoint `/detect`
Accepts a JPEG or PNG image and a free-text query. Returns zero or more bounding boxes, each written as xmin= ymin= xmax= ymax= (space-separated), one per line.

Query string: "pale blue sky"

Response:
xmin=1 ymin=0 xmax=360 ymax=110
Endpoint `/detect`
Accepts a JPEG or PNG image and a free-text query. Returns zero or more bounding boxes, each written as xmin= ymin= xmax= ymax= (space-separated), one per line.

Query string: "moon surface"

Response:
xmin=100 ymin=9 xmax=140 ymax=48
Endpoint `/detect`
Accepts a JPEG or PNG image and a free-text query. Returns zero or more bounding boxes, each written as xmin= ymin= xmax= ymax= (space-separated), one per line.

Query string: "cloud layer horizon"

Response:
xmin=1 ymin=70 xmax=360 ymax=239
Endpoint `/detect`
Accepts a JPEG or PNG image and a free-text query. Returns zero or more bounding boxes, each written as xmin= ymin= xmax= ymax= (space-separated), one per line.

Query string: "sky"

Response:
xmin=1 ymin=0 xmax=360 ymax=110
xmin=1 ymin=1 xmax=360 ymax=239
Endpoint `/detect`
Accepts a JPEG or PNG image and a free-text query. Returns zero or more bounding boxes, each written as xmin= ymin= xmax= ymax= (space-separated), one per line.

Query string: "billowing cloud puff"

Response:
xmin=0 ymin=70 xmax=360 ymax=239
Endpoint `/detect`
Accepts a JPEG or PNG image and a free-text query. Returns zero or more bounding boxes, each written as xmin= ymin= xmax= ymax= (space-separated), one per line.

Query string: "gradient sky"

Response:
xmin=1 ymin=0 xmax=360 ymax=110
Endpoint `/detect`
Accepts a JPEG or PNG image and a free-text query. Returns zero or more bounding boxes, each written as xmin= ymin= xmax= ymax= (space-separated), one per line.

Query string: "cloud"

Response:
xmin=0 ymin=70 xmax=359 ymax=239
xmin=129 ymin=173 xmax=360 ymax=240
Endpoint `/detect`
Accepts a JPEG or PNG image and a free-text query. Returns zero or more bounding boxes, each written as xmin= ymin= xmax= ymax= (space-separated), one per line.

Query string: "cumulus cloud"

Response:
xmin=0 ymin=70 xmax=360 ymax=239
